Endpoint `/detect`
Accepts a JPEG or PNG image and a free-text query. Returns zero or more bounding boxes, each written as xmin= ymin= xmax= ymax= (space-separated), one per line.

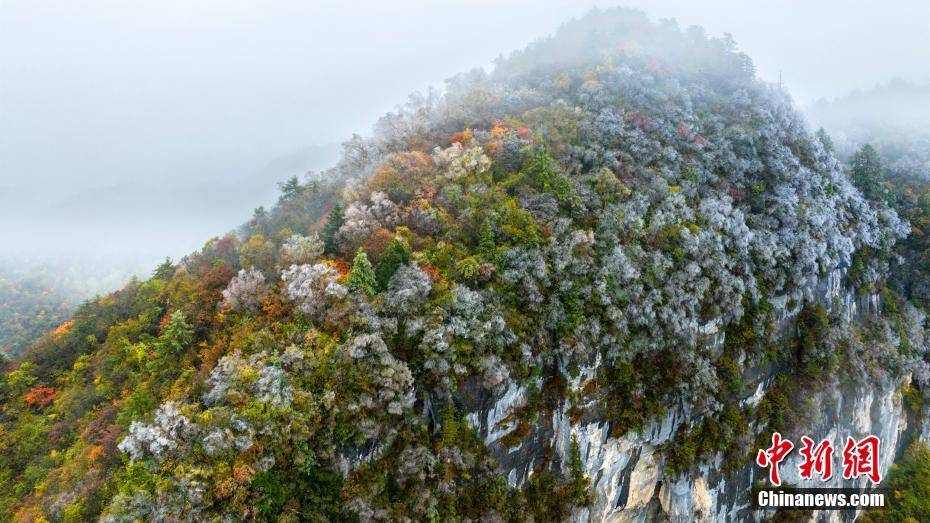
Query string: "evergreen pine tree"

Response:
xmin=568 ymin=435 xmax=591 ymax=505
xmin=375 ymin=237 xmax=410 ymax=290
xmin=323 ymin=202 xmax=344 ymax=254
xmin=158 ymin=311 xmax=193 ymax=355
xmin=441 ymin=405 xmax=458 ymax=446
xmin=850 ymin=144 xmax=886 ymax=202
xmin=815 ymin=127 xmax=834 ymax=153
xmin=347 ymin=250 xmax=377 ymax=296
xmin=277 ymin=175 xmax=304 ymax=203
xmin=477 ymin=217 xmax=498 ymax=264
xmin=152 ymin=257 xmax=175 ymax=280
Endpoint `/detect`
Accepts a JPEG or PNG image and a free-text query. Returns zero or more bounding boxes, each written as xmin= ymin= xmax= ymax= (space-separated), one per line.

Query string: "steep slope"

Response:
xmin=807 ymin=80 xmax=930 ymax=522
xmin=0 ymin=257 xmax=140 ymax=360
xmin=809 ymin=80 xmax=930 ymax=317
xmin=1 ymin=8 xmax=927 ymax=522
xmin=0 ymin=267 xmax=76 ymax=360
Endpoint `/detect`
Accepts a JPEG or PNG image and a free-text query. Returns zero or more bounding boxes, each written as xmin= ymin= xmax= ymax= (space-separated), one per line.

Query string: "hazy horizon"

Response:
xmin=2 ymin=0 xmax=928 ymax=275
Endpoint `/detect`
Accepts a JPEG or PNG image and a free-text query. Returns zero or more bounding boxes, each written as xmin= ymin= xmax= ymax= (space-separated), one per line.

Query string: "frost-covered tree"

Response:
xmin=117 ymin=401 xmax=196 ymax=463
xmin=279 ymin=233 xmax=324 ymax=268
xmin=412 ymin=285 xmax=515 ymax=390
xmin=432 ymin=142 xmax=493 ymax=181
xmin=203 ymin=350 xmax=293 ymax=410
xmin=221 ymin=268 xmax=268 ymax=313
xmin=383 ymin=263 xmax=432 ymax=315
xmin=336 ymin=192 xmax=402 ymax=253
xmin=344 ymin=333 xmax=415 ymax=437
xmin=281 ymin=263 xmax=349 ymax=323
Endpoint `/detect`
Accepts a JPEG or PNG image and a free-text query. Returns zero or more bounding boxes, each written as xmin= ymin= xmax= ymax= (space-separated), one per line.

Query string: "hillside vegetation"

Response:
xmin=1 ymin=8 xmax=927 ymax=522
xmin=814 ymin=81 xmax=930 ymax=522
xmin=0 ymin=258 xmax=139 ymax=360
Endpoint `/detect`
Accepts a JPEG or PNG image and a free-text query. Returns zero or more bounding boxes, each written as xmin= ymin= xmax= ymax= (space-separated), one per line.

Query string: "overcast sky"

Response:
xmin=1 ymin=0 xmax=928 ymax=269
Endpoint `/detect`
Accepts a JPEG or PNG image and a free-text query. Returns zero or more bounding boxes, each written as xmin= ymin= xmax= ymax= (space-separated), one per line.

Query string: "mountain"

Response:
xmin=2 ymin=8 xmax=928 ymax=522
xmin=809 ymin=78 xmax=930 ymax=353
xmin=808 ymin=78 xmax=930 ymax=141
xmin=808 ymin=78 xmax=930 ymax=172
xmin=259 ymin=143 xmax=342 ymax=181
xmin=0 ymin=256 xmax=141 ymax=360
xmin=0 ymin=143 xmax=340 ymax=359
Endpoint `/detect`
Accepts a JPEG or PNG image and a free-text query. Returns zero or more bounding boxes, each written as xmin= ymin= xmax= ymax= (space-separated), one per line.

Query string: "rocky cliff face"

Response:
xmin=466 ymin=268 xmax=919 ymax=522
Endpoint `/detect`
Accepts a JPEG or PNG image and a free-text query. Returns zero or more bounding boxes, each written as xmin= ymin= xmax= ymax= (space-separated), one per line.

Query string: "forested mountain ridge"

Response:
xmin=810 ymin=79 xmax=930 ymax=324
xmin=1 ymin=8 xmax=928 ymax=522
xmin=0 ymin=269 xmax=74 ymax=360
xmin=0 ymin=258 xmax=141 ymax=360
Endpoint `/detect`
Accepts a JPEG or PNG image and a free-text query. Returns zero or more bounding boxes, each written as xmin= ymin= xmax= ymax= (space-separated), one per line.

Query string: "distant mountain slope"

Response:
xmin=809 ymin=78 xmax=930 ymax=135
xmin=1 ymin=141 xmax=342 ymax=267
xmin=1 ymin=8 xmax=926 ymax=522
xmin=0 ymin=143 xmax=339 ymax=359
xmin=0 ymin=267 xmax=75 ymax=360
xmin=807 ymin=78 xmax=930 ymax=523
xmin=808 ymin=78 xmax=930 ymax=170
xmin=0 ymin=256 xmax=142 ymax=360
xmin=260 ymin=143 xmax=342 ymax=180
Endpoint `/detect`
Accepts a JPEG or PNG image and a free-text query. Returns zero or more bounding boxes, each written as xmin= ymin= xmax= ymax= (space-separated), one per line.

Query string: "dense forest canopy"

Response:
xmin=0 ymin=257 xmax=142 ymax=360
xmin=1 ymin=7 xmax=928 ymax=522
xmin=811 ymin=80 xmax=930 ymax=523
xmin=809 ymin=79 xmax=930 ymax=311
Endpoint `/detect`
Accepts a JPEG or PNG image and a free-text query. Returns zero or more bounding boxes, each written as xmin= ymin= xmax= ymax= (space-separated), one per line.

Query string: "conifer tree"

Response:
xmin=375 ymin=237 xmax=410 ymax=290
xmin=323 ymin=202 xmax=344 ymax=254
xmin=568 ymin=435 xmax=591 ymax=505
xmin=850 ymin=144 xmax=886 ymax=202
xmin=477 ymin=217 xmax=498 ymax=264
xmin=815 ymin=127 xmax=834 ymax=153
xmin=152 ymin=257 xmax=175 ymax=280
xmin=347 ymin=250 xmax=377 ymax=296
xmin=277 ymin=175 xmax=304 ymax=203
xmin=441 ymin=406 xmax=459 ymax=446
xmin=158 ymin=311 xmax=193 ymax=355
